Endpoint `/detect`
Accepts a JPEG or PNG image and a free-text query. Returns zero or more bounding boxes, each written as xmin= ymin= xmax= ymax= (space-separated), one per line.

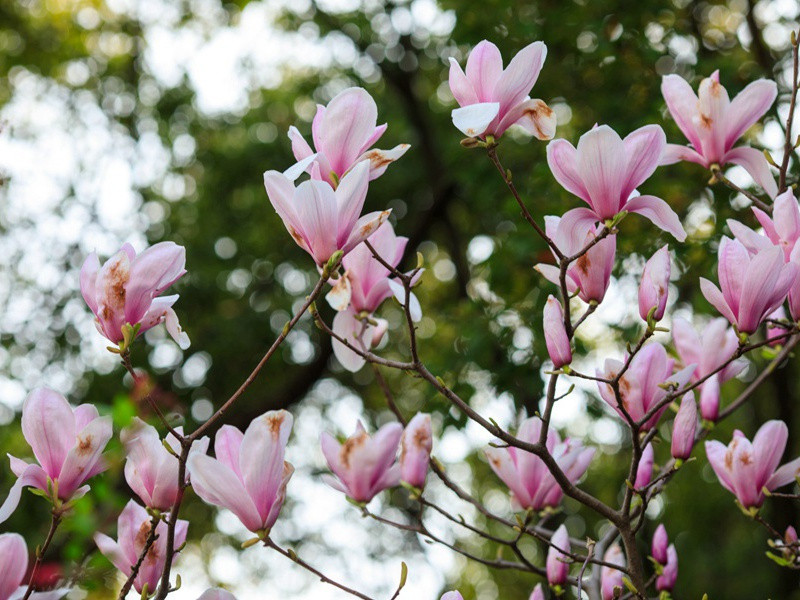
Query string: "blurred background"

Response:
xmin=1 ymin=0 xmax=799 ymax=598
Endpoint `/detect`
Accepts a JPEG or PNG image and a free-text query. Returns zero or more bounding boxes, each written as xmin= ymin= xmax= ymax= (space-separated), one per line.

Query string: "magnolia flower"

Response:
xmin=536 ymin=215 xmax=616 ymax=304
xmin=638 ymin=245 xmax=670 ymax=322
xmin=699 ymin=374 xmax=721 ymax=422
xmin=671 ymin=393 xmax=697 ymax=460
xmin=651 ymin=524 xmax=669 ymax=565
xmin=705 ymin=420 xmax=800 ymax=509
xmin=672 ymin=317 xmax=746 ymax=387
xmin=547 ymin=124 xmax=686 ymax=241
xmin=699 ymin=238 xmax=797 ymax=334
xmin=263 ymin=160 xmax=390 ymax=267
xmin=81 ymin=242 xmax=189 ymax=349
xmin=0 ymin=388 xmax=112 ymax=524
xmin=440 ymin=593 xmax=463 ymax=600
xmin=543 ymin=296 xmax=572 ymax=368
xmin=448 ymin=40 xmax=556 ymax=139
xmin=327 ymin=222 xmax=421 ymax=372
xmin=486 ymin=417 xmax=594 ymax=511
xmin=287 ymin=87 xmax=409 ymax=188
xmin=529 ymin=584 xmax=545 ymax=600
xmin=0 ymin=533 xmax=69 ymax=600
xmin=656 ymin=544 xmax=679 ymax=592
xmin=728 ymin=189 xmax=800 ymax=261
xmin=187 ymin=410 xmax=294 ymax=534
xmin=321 ymin=421 xmax=402 ymax=503
xmin=197 ymin=590 xmax=237 ymax=600
xmin=95 ymin=500 xmax=188 ymax=595
xmin=601 ymin=544 xmax=625 ymax=600
xmin=661 ymin=71 xmax=778 ymax=196
xmin=546 ymin=524 xmax=571 ymax=587
xmin=634 ymin=443 xmax=654 ymax=489
xmin=399 ymin=413 xmax=432 ymax=490
xmin=596 ymin=342 xmax=695 ymax=430
xmin=121 ymin=419 xmax=209 ymax=512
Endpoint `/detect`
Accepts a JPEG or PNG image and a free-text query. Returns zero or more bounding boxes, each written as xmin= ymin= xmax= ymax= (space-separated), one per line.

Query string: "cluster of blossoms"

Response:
xmin=1 ymin=29 xmax=800 ymax=600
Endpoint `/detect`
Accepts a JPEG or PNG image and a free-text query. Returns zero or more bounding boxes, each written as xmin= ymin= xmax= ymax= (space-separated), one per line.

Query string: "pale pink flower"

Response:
xmin=656 ymin=544 xmax=678 ymax=592
xmin=547 ymin=124 xmax=686 ymax=241
xmin=0 ymin=533 xmax=69 ymax=600
xmin=187 ymin=410 xmax=294 ymax=534
xmin=399 ymin=413 xmax=432 ymax=490
xmin=601 ymin=544 xmax=625 ymax=600
xmin=529 ymin=584 xmax=545 ymax=600
xmin=121 ymin=419 xmax=209 ymax=512
xmin=287 ymin=87 xmax=409 ymax=188
xmin=699 ymin=373 xmax=721 ymax=422
xmin=728 ymin=189 xmax=800 ymax=261
xmin=486 ymin=417 xmax=594 ymax=511
xmin=672 ymin=316 xmax=746 ymax=388
xmin=706 ymin=420 xmax=800 ymax=509
xmin=638 ymin=245 xmax=670 ymax=322
xmin=546 ymin=524 xmax=570 ymax=586
xmin=633 ymin=443 xmax=654 ymax=490
xmin=321 ymin=421 xmax=403 ymax=503
xmin=440 ymin=593 xmax=463 ymax=600
xmin=699 ymin=237 xmax=797 ymax=334
xmin=94 ymin=500 xmax=188 ymax=594
xmin=0 ymin=388 xmax=112 ymax=524
xmin=661 ymin=71 xmax=777 ymax=196
xmin=448 ymin=40 xmax=556 ymax=139
xmin=651 ymin=524 xmax=669 ymax=565
xmin=596 ymin=343 xmax=695 ymax=430
xmin=263 ymin=161 xmax=390 ymax=267
xmin=81 ymin=242 xmax=189 ymax=349
xmin=671 ymin=393 xmax=697 ymax=460
xmin=543 ymin=295 xmax=572 ymax=368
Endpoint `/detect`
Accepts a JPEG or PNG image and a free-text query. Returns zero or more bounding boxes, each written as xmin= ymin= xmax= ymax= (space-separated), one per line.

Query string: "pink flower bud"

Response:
xmin=529 ymin=584 xmax=545 ymax=600
xmin=634 ymin=443 xmax=654 ymax=489
xmin=440 ymin=593 xmax=463 ymax=600
xmin=399 ymin=413 xmax=432 ymax=489
xmin=0 ymin=388 xmax=112 ymax=524
xmin=81 ymin=242 xmax=189 ymax=349
xmin=544 ymin=295 xmax=572 ymax=368
xmin=671 ymin=393 xmax=697 ymax=460
xmin=601 ymin=544 xmax=625 ymax=600
xmin=321 ymin=421 xmax=402 ymax=503
xmin=187 ymin=410 xmax=294 ymax=534
xmin=197 ymin=590 xmax=237 ymax=600
xmin=651 ymin=524 xmax=669 ymax=564
xmin=546 ymin=524 xmax=571 ymax=586
xmin=699 ymin=374 xmax=720 ymax=422
xmin=767 ymin=305 xmax=792 ymax=345
xmin=95 ymin=500 xmax=188 ymax=595
xmin=656 ymin=544 xmax=678 ymax=592
xmin=706 ymin=420 xmax=800 ymax=509
xmin=786 ymin=526 xmax=798 ymax=544
xmin=638 ymin=245 xmax=670 ymax=322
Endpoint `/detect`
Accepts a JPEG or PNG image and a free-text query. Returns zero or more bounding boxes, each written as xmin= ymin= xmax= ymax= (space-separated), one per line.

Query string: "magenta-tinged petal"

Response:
xmin=125 ymin=242 xmax=186 ymax=325
xmin=671 ymin=393 xmax=697 ymax=460
xmin=341 ymin=210 xmax=392 ymax=256
xmin=622 ymin=125 xmax=667 ymax=199
xmin=700 ymin=375 xmax=721 ymax=421
xmin=263 ymin=170 xmax=308 ymax=253
xmin=0 ymin=463 xmax=49 ymax=525
xmin=656 ymin=544 xmax=678 ymax=592
xmin=752 ymin=420 xmax=788 ymax=489
xmin=543 ymin=295 xmax=571 ymax=368
xmin=639 ymin=245 xmax=670 ymax=321
xmin=0 ymin=533 xmax=27 ymax=600
xmin=448 ymin=57 xmax=478 ymax=106
xmin=262 ymin=461 xmax=293 ymax=531
xmin=399 ymin=413 xmax=432 ymax=489
xmin=441 ymin=592 xmax=464 ymax=600
xmin=451 ymin=102 xmax=500 ymax=137
xmin=766 ymin=456 xmax=800 ymax=490
xmin=576 ymin=125 xmax=626 ymax=217
xmin=724 ymin=145 xmax=778 ymax=198
xmin=601 ymin=545 xmax=626 ymax=600
xmin=493 ymin=41 xmax=547 ymax=114
xmin=57 ymin=415 xmax=112 ymax=498
xmin=546 ymin=524 xmax=570 ymax=586
xmin=319 ymin=88 xmax=378 ymax=176
xmin=187 ymin=454 xmax=264 ymax=533
xmin=634 ymin=443 xmax=654 ymax=489
xmin=287 ymin=125 xmax=314 ymax=163
xmin=21 ymin=388 xmax=75 ymax=479
xmin=335 ymin=160 xmax=370 ymax=244
xmin=737 ymin=245 xmax=787 ymax=333
xmin=661 ymin=74 xmax=703 ymax=151
xmin=730 ymin=437 xmax=761 ymax=507
xmin=494 ymin=98 xmax=556 ymax=139
xmin=651 ymin=524 xmax=669 ymax=564
xmin=80 ymin=252 xmax=101 ymax=315
xmin=485 ymin=446 xmax=531 ymax=508
xmin=295 ymin=179 xmax=340 ymax=265
xmin=696 ymin=74 xmax=730 ymax=162
xmin=660 ymin=143 xmax=707 ymax=166
xmin=624 ymin=194 xmax=686 ymax=241
xmin=94 ymin=533 xmax=131 ymax=579
xmin=725 ymin=79 xmax=777 ymax=150
xmin=705 ymin=440 xmax=736 ymax=494
xmin=465 ymin=40 xmax=503 ymax=102
xmin=547 ymin=139 xmax=590 ymax=203
xmin=672 ymin=316 xmax=701 ymax=368
xmin=727 ymin=219 xmax=773 ymax=255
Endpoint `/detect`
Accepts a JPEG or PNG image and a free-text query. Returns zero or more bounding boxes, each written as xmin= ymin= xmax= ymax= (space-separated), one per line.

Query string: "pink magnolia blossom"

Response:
xmin=699 ymin=237 xmax=797 ymax=334
xmin=440 ymin=593 xmax=463 ymax=600
xmin=0 ymin=388 xmax=112 ymax=524
xmin=638 ymin=245 xmax=670 ymax=322
xmin=728 ymin=189 xmax=800 ymax=261
xmin=651 ymin=524 xmax=669 ymax=565
xmin=81 ymin=242 xmax=189 ymax=349
xmin=547 ymin=124 xmax=687 ymax=241
xmin=766 ymin=306 xmax=793 ymax=345
xmin=529 ymin=584 xmax=545 ymax=600
xmin=399 ymin=413 xmax=432 ymax=490
xmin=485 ymin=417 xmax=594 ymax=511
xmin=671 ymin=393 xmax=697 ymax=460
xmin=661 ymin=71 xmax=778 ymax=196
xmin=634 ymin=442 xmax=654 ymax=489
xmin=546 ymin=524 xmax=570 ymax=586
xmin=197 ymin=590 xmax=237 ymax=600
xmin=596 ymin=343 xmax=695 ymax=430
xmin=263 ymin=160 xmax=390 ymax=267
xmin=187 ymin=410 xmax=294 ymax=534
xmin=326 ymin=222 xmax=421 ymax=372
xmin=121 ymin=419 xmax=209 ymax=512
xmin=672 ymin=316 xmax=747 ymax=388
xmin=321 ymin=421 xmax=403 ymax=503
xmin=448 ymin=40 xmax=556 ymax=139
xmin=0 ymin=533 xmax=69 ymax=600
xmin=543 ymin=295 xmax=572 ymax=368
xmin=656 ymin=544 xmax=679 ymax=592
xmin=601 ymin=544 xmax=625 ymax=600
xmin=706 ymin=420 xmax=800 ymax=509
xmin=536 ymin=215 xmax=616 ymax=304
xmin=699 ymin=374 xmax=721 ymax=422
xmin=287 ymin=87 xmax=409 ymax=188
xmin=94 ymin=500 xmax=188 ymax=594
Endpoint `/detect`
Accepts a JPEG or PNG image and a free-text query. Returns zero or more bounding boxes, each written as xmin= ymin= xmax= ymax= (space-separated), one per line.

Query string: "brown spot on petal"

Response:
xmin=699 ymin=114 xmax=713 ymax=129
xmin=288 ymin=225 xmax=306 ymax=247
xmin=76 ymin=434 xmax=95 ymax=456
xmin=739 ymin=451 xmax=753 ymax=466
xmin=523 ymin=102 xmax=555 ymax=139
xmin=340 ymin=432 xmax=369 ymax=469
xmin=576 ymin=253 xmax=592 ymax=276
xmin=363 ymin=149 xmax=393 ymax=171
xmin=265 ymin=412 xmax=286 ymax=436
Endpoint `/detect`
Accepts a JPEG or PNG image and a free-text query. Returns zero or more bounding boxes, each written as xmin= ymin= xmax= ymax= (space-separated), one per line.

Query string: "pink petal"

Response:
xmin=357 ymin=144 xmax=411 ymax=180
xmin=493 ymin=41 xmax=547 ymax=114
xmin=700 ymin=278 xmax=737 ymax=326
xmin=724 ymin=145 xmax=778 ymax=198
xmin=465 ymin=41 xmax=503 ymax=102
xmin=705 ymin=440 xmax=735 ymax=493
xmin=319 ymin=87 xmax=378 ymax=176
xmin=335 ymin=160 xmax=370 ymax=244
xmin=494 ymin=98 xmax=556 ymax=139
xmin=331 ymin=309 xmax=368 ymax=372
xmin=448 ymin=57 xmax=478 ymax=106
xmin=622 ymin=125 xmax=666 ymax=199
xmin=341 ymin=210 xmax=392 ymax=256
xmin=726 ymin=219 xmax=773 ymax=254
xmin=752 ymin=420 xmax=788 ymax=488
xmin=546 ymin=139 xmax=590 ymax=203
xmin=451 ymin=102 xmax=500 ymax=137
xmin=660 ymin=143 xmax=707 ymax=166
xmin=125 ymin=242 xmax=186 ymax=325
xmin=80 ymin=252 xmax=101 ymax=315
xmin=661 ymin=74 xmax=703 ymax=151
xmin=0 ymin=533 xmax=27 ymax=600
xmin=295 ymin=179 xmax=340 ymax=265
xmin=21 ymin=388 xmax=75 ymax=479
xmin=725 ymin=79 xmax=777 ymax=150
xmin=57 ymin=416 xmax=112 ymax=498
xmin=766 ymin=456 xmax=800 ymax=490
xmin=576 ymin=125 xmax=626 ymax=217
xmin=624 ymin=194 xmax=687 ymax=241
xmin=696 ymin=74 xmax=730 ymax=162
